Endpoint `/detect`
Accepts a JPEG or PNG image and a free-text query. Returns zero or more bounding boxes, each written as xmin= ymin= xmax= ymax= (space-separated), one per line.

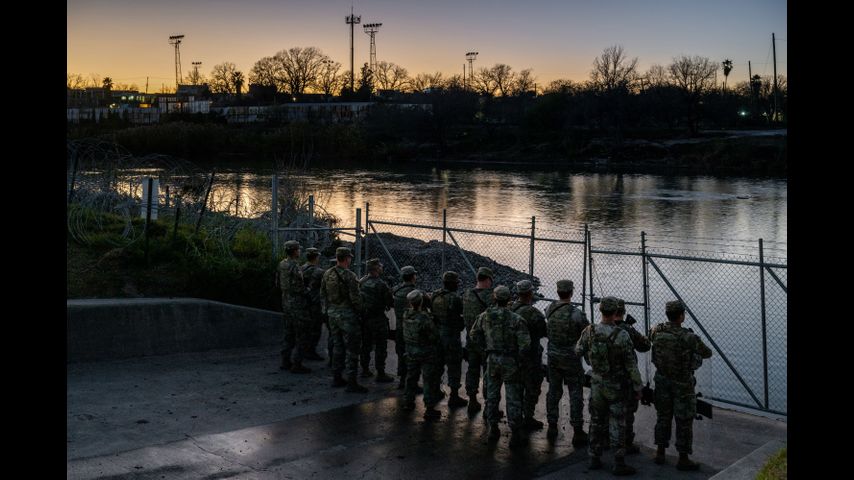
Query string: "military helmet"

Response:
xmin=494 ymin=285 xmax=511 ymax=302
xmin=401 ymin=265 xmax=418 ymax=277
xmin=556 ymin=279 xmax=574 ymax=292
xmin=336 ymin=247 xmax=353 ymax=259
xmin=666 ymin=300 xmax=685 ymax=315
xmin=516 ymin=279 xmax=534 ymax=294
xmin=599 ymin=296 xmax=620 ymax=314
xmin=367 ymin=258 xmax=382 ymax=269
xmin=477 ymin=267 xmax=494 ymax=279
xmin=442 ymin=271 xmax=459 ymax=283
xmin=284 ymin=240 xmax=300 ymax=253
xmin=406 ymin=289 xmax=424 ymax=305
xmin=305 ymin=247 xmax=320 ymax=256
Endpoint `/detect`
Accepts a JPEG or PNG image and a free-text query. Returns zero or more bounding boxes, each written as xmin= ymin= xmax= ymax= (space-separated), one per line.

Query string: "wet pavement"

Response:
xmin=68 ymin=343 xmax=786 ymax=479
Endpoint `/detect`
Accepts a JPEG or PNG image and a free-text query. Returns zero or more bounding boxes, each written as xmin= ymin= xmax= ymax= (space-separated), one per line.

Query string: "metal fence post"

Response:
xmin=195 ymin=169 xmax=215 ymax=236
xmin=271 ymin=173 xmax=278 ymax=260
xmin=582 ymin=223 xmax=588 ymax=313
xmin=588 ymin=228 xmax=595 ymax=319
xmin=144 ymin=177 xmax=153 ymax=264
xmin=641 ymin=231 xmax=650 ymax=336
xmin=164 ymin=185 xmax=170 ymax=209
xmin=529 ymin=216 xmax=536 ymax=278
xmin=308 ymin=194 xmax=315 ymax=245
xmin=442 ymin=208 xmax=447 ymax=275
xmin=759 ymin=238 xmax=769 ymax=409
xmin=355 ymin=208 xmax=362 ymax=277
xmin=364 ymin=202 xmax=370 ymax=270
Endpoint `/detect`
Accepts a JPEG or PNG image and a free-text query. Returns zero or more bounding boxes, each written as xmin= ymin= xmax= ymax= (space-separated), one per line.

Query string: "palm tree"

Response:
xmin=722 ymin=59 xmax=733 ymax=93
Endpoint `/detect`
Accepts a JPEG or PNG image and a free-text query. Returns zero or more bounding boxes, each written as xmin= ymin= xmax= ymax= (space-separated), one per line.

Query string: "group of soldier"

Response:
xmin=278 ymin=241 xmax=714 ymax=476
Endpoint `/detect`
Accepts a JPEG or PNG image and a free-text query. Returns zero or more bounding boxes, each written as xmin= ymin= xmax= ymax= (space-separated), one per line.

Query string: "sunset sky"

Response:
xmin=67 ymin=0 xmax=787 ymax=90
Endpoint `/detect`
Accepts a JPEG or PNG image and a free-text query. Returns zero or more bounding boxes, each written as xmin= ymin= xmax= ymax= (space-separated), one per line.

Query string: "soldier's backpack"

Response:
xmin=651 ymin=324 xmax=694 ymax=378
xmin=360 ymin=278 xmax=386 ymax=315
xmin=587 ymin=325 xmax=623 ymax=376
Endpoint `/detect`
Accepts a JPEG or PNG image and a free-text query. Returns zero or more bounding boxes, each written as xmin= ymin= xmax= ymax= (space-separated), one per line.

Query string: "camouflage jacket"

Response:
xmin=545 ymin=302 xmax=589 ymax=360
xmin=576 ymin=323 xmax=643 ymax=390
xmin=650 ymin=321 xmax=713 ymax=382
xmin=470 ymin=305 xmax=531 ymax=356
xmin=392 ymin=282 xmax=417 ymax=323
xmin=359 ymin=275 xmax=393 ymax=316
xmin=320 ymin=265 xmax=362 ymax=312
xmin=301 ymin=262 xmax=325 ymax=305
xmin=463 ymin=287 xmax=494 ymax=334
xmin=431 ymin=288 xmax=464 ymax=332
xmin=278 ymin=258 xmax=306 ymax=306
xmin=403 ymin=308 xmax=439 ymax=357
xmin=511 ymin=301 xmax=546 ymax=363
xmin=615 ymin=320 xmax=651 ymax=353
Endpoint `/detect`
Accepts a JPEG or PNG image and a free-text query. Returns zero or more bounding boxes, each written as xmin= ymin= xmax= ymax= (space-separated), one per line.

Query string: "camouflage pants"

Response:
xmin=625 ymin=391 xmax=639 ymax=446
xmin=395 ymin=325 xmax=408 ymax=379
xmin=305 ymin=303 xmax=323 ymax=354
xmin=521 ymin=358 xmax=544 ymax=421
xmin=486 ymin=354 xmax=523 ymax=430
xmin=465 ymin=337 xmax=487 ymax=398
xmin=360 ymin=313 xmax=389 ymax=373
xmin=654 ymin=373 xmax=697 ymax=454
xmin=546 ymin=359 xmax=585 ymax=428
xmin=281 ymin=299 xmax=311 ymax=364
xmin=588 ymin=379 xmax=629 ymax=458
xmin=405 ymin=354 xmax=440 ymax=408
xmin=438 ymin=327 xmax=463 ymax=391
xmin=328 ymin=308 xmax=362 ymax=379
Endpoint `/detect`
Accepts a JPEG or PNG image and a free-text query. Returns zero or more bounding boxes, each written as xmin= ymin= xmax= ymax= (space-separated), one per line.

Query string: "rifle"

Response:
xmin=639 ymin=382 xmax=713 ymax=419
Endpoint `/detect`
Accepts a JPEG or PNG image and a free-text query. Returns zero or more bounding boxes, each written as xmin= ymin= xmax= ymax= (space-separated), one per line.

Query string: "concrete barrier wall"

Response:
xmin=67 ymin=298 xmax=282 ymax=363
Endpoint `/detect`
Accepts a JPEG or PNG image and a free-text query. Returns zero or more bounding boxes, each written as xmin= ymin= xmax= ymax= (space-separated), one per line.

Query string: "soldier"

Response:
xmin=320 ymin=247 xmax=367 ymax=393
xmin=301 ymin=247 xmax=327 ymax=361
xmin=511 ymin=279 xmax=547 ymax=431
xmin=359 ymin=258 xmax=395 ymax=383
xmin=430 ymin=271 xmax=469 ymax=408
xmin=278 ymin=240 xmax=311 ymax=374
xmin=402 ymin=289 xmax=442 ymax=421
xmin=614 ymin=298 xmax=651 ymax=455
xmin=650 ymin=300 xmax=713 ymax=470
xmin=392 ymin=266 xmax=419 ymax=390
xmin=463 ymin=266 xmax=495 ymax=413
xmin=470 ymin=285 xmax=531 ymax=447
xmin=545 ymin=280 xmax=590 ymax=446
xmin=576 ymin=296 xmax=643 ymax=475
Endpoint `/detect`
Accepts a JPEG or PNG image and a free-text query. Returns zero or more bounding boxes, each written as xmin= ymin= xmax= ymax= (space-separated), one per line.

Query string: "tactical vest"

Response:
xmin=360 ymin=276 xmax=387 ymax=315
xmin=483 ymin=308 xmax=517 ymax=353
xmin=393 ymin=283 xmax=415 ymax=320
xmin=651 ymin=324 xmax=696 ymax=380
xmin=403 ymin=310 xmax=434 ymax=347
xmin=431 ymin=289 xmax=458 ymax=328
xmin=463 ymin=288 xmax=493 ymax=330
xmin=587 ymin=325 xmax=625 ymax=378
xmin=547 ymin=303 xmax=583 ymax=349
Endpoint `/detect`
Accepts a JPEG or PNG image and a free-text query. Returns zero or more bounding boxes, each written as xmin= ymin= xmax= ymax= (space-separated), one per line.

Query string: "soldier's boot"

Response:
xmin=423 ymin=407 xmax=441 ymax=421
xmin=332 ymin=373 xmax=348 ymax=388
xmin=447 ymin=390 xmax=469 ymax=408
xmin=547 ymin=422 xmax=559 ymax=440
xmin=653 ymin=446 xmax=666 ymax=465
xmin=290 ymin=362 xmax=311 ymax=374
xmin=572 ymin=426 xmax=589 ymax=447
xmin=525 ymin=417 xmax=544 ymax=431
xmin=676 ymin=453 xmax=700 ymax=471
xmin=375 ymin=371 xmax=395 ymax=383
xmin=509 ymin=429 xmax=526 ymax=448
xmin=588 ymin=456 xmax=603 ymax=470
xmin=345 ymin=376 xmax=369 ymax=393
xmin=467 ymin=396 xmax=482 ymax=413
xmin=360 ymin=367 xmax=374 ymax=378
xmin=279 ymin=354 xmax=292 ymax=371
xmin=487 ymin=424 xmax=500 ymax=443
xmin=612 ymin=456 xmax=636 ymax=476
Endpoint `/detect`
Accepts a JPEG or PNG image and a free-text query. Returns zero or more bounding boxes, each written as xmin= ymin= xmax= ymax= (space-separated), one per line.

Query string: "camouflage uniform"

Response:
xmin=614 ymin=299 xmax=651 ymax=449
xmin=431 ymin=280 xmax=465 ymax=393
xmin=463 ymin=284 xmax=494 ymax=400
xmin=470 ymin=286 xmax=531 ymax=435
xmin=650 ymin=302 xmax=713 ymax=455
xmin=511 ymin=294 xmax=547 ymax=425
xmin=545 ymin=299 xmax=590 ymax=428
xmin=575 ymin=297 xmax=643 ymax=461
xmin=320 ymin=251 xmax=363 ymax=381
xmin=279 ymin=245 xmax=310 ymax=366
xmin=301 ymin=252 xmax=328 ymax=358
xmin=359 ymin=267 xmax=394 ymax=376
xmin=392 ymin=275 xmax=417 ymax=382
xmin=403 ymin=292 xmax=441 ymax=410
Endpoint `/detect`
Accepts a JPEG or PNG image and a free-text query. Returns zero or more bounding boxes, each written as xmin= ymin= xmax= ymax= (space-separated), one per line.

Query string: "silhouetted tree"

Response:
xmin=591 ymin=45 xmax=638 ymax=92
xmin=412 ymin=72 xmax=444 ymax=92
xmin=512 ymin=68 xmax=536 ymax=95
xmin=232 ymin=71 xmax=245 ymax=96
xmin=375 ymin=61 xmax=410 ymax=91
xmin=317 ymin=60 xmax=344 ymax=97
xmin=273 ymin=47 xmax=329 ymax=95
xmin=210 ymin=62 xmax=239 ymax=93
xmin=249 ymin=56 xmax=278 ymax=87
xmin=668 ymin=55 xmax=718 ymax=133
xmin=722 ymin=59 xmax=733 ymax=92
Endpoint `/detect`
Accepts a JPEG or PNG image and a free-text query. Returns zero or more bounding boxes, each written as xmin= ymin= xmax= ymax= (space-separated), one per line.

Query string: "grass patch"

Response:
xmin=756 ymin=446 xmax=787 ymax=480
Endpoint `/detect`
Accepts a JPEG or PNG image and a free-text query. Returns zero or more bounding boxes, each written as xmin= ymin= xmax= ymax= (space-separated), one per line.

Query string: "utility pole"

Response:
xmin=772 ymin=32 xmax=779 ymax=123
xmin=145 ymin=76 xmax=149 ymax=94
xmin=169 ymin=34 xmax=185 ymax=90
xmin=465 ymin=52 xmax=478 ymax=91
xmin=345 ymin=6 xmax=361 ymax=92
xmin=363 ymin=23 xmax=382 ymax=75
